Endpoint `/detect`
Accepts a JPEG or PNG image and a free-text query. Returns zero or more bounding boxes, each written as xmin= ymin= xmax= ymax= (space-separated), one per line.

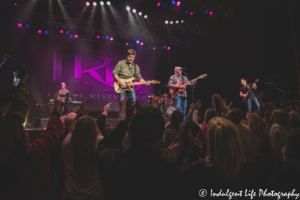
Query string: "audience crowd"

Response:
xmin=1 ymin=76 xmax=300 ymax=200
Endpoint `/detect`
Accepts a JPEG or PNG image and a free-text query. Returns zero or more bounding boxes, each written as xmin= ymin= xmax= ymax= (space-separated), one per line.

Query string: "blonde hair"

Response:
xmin=247 ymin=113 xmax=265 ymax=138
xmin=206 ymin=117 xmax=244 ymax=178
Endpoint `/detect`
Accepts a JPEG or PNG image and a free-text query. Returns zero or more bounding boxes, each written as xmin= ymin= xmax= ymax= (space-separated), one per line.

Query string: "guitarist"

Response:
xmin=167 ymin=66 xmax=196 ymax=118
xmin=112 ymin=49 xmax=150 ymax=102
xmin=239 ymin=78 xmax=260 ymax=114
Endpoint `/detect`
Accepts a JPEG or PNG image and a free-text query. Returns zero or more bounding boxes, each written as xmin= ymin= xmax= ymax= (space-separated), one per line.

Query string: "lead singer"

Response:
xmin=168 ymin=66 xmax=196 ymax=117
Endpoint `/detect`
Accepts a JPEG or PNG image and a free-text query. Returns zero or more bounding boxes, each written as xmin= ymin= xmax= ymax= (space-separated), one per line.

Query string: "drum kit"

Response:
xmin=156 ymin=93 xmax=176 ymax=117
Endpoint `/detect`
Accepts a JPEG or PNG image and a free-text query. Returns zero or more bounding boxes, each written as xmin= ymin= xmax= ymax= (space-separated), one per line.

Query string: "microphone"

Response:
xmin=180 ymin=68 xmax=187 ymax=70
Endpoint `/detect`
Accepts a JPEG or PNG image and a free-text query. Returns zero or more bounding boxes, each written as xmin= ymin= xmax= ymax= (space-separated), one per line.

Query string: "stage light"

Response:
xmin=170 ymin=21 xmax=173 ymax=24
xmin=153 ymin=47 xmax=156 ymax=50
xmin=175 ymin=20 xmax=179 ymax=24
xmin=38 ymin=30 xmax=42 ymax=34
xmin=165 ymin=20 xmax=169 ymax=24
xmin=185 ymin=10 xmax=188 ymax=14
xmin=106 ymin=36 xmax=109 ymax=40
xmin=167 ymin=47 xmax=170 ymax=50
xmin=136 ymin=40 xmax=140 ymax=44
xmin=18 ymin=23 xmax=22 ymax=27
xmin=66 ymin=31 xmax=69 ymax=34
xmin=157 ymin=2 xmax=160 ymax=6
xmin=144 ymin=15 xmax=148 ymax=18
xmin=97 ymin=35 xmax=100 ymax=38
xmin=149 ymin=46 xmax=151 ymax=49
xmin=138 ymin=12 xmax=142 ymax=16
xmin=140 ymin=42 xmax=144 ymax=46
xmin=26 ymin=24 xmax=30 ymax=28
xmin=131 ymin=44 xmax=133 ymax=46
xmin=171 ymin=1 xmax=175 ymax=5
xmin=163 ymin=4 xmax=166 ymax=7
xmin=70 ymin=35 xmax=73 ymax=38
xmin=132 ymin=9 xmax=136 ymax=13
xmin=181 ymin=20 xmax=184 ymax=23
xmin=126 ymin=43 xmax=128 ymax=45
xmin=126 ymin=6 xmax=130 ymax=11
xmin=86 ymin=2 xmax=90 ymax=6
xmin=45 ymin=30 xmax=48 ymax=34
xmin=100 ymin=1 xmax=104 ymax=5
xmin=75 ymin=34 xmax=78 ymax=38
xmin=106 ymin=1 xmax=111 ymax=5
xmin=60 ymin=30 xmax=63 ymax=33
xmin=163 ymin=46 xmax=166 ymax=49
xmin=190 ymin=12 xmax=193 ymax=15
xmin=102 ymin=36 xmax=105 ymax=39
xmin=93 ymin=2 xmax=97 ymax=6
xmin=110 ymin=37 xmax=113 ymax=41
xmin=205 ymin=10 xmax=208 ymax=14
xmin=176 ymin=1 xmax=181 ymax=6
xmin=209 ymin=11 xmax=213 ymax=15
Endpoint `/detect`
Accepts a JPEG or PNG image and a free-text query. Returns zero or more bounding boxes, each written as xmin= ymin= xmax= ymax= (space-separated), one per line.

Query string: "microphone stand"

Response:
xmin=266 ymin=83 xmax=287 ymax=110
xmin=182 ymin=70 xmax=195 ymax=103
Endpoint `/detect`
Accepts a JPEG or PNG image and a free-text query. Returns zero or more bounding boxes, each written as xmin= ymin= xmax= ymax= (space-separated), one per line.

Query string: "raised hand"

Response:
xmin=194 ymin=100 xmax=201 ymax=110
xmin=79 ymin=98 xmax=89 ymax=115
xmin=189 ymin=103 xmax=195 ymax=112
xmin=213 ymin=94 xmax=222 ymax=102
xmin=188 ymin=129 xmax=203 ymax=153
xmin=228 ymin=102 xmax=233 ymax=108
xmin=54 ymin=93 xmax=64 ymax=112
xmin=256 ymin=91 xmax=263 ymax=101
xmin=211 ymin=95 xmax=216 ymax=108
xmin=104 ymin=103 xmax=111 ymax=113
xmin=125 ymin=98 xmax=135 ymax=123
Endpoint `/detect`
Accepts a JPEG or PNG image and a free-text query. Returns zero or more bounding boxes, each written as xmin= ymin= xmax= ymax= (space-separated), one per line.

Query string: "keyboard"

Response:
xmin=47 ymin=99 xmax=82 ymax=104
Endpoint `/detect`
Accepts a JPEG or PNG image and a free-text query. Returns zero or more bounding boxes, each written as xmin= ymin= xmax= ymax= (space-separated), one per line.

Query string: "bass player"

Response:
xmin=112 ymin=49 xmax=150 ymax=102
xmin=239 ymin=78 xmax=260 ymax=114
xmin=167 ymin=66 xmax=196 ymax=117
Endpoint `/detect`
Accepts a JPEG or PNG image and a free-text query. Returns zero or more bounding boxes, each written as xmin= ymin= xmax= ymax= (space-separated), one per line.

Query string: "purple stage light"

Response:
xmin=110 ymin=37 xmax=113 ymax=41
xmin=106 ymin=36 xmax=109 ymax=40
xmin=176 ymin=1 xmax=181 ymax=6
xmin=66 ymin=31 xmax=69 ymax=34
xmin=18 ymin=23 xmax=22 ymax=27
xmin=60 ymin=30 xmax=64 ymax=34
xmin=126 ymin=43 xmax=128 ymax=45
xmin=75 ymin=34 xmax=78 ymax=38
xmin=163 ymin=46 xmax=166 ymax=49
xmin=70 ymin=35 xmax=73 ymax=38
xmin=26 ymin=24 xmax=30 ymax=28
xmin=149 ymin=46 xmax=151 ymax=49
xmin=190 ymin=12 xmax=193 ymax=15
xmin=45 ymin=30 xmax=48 ymax=34
xmin=157 ymin=2 xmax=160 ymax=6
xmin=38 ymin=30 xmax=42 ymax=34
xmin=171 ymin=1 xmax=175 ymax=5
xmin=140 ymin=42 xmax=144 ymax=46
xmin=167 ymin=47 xmax=170 ymax=50
xmin=209 ymin=11 xmax=213 ymax=15
xmin=97 ymin=35 xmax=100 ymax=38
xmin=163 ymin=4 xmax=166 ymax=7
xmin=153 ymin=47 xmax=156 ymax=50
xmin=205 ymin=10 xmax=208 ymax=14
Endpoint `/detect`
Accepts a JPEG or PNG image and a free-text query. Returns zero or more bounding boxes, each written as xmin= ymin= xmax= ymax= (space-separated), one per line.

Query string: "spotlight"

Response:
xmin=97 ymin=35 xmax=100 ymax=38
xmin=165 ymin=20 xmax=169 ymax=24
xmin=45 ymin=30 xmax=48 ymax=34
xmin=26 ymin=24 xmax=30 ymax=28
xmin=163 ymin=4 xmax=166 ymax=7
xmin=157 ymin=2 xmax=160 ymax=6
xmin=149 ymin=46 xmax=152 ymax=49
xmin=140 ymin=42 xmax=144 ymax=46
xmin=144 ymin=15 xmax=148 ymax=18
xmin=126 ymin=6 xmax=130 ymax=11
xmin=131 ymin=44 xmax=133 ymax=46
xmin=106 ymin=1 xmax=111 ymax=5
xmin=170 ymin=21 xmax=173 ymax=24
xmin=86 ymin=2 xmax=90 ymax=6
xmin=38 ymin=30 xmax=42 ymax=34
xmin=66 ymin=31 xmax=69 ymax=34
xmin=70 ymin=35 xmax=73 ymax=38
xmin=171 ymin=1 xmax=175 ymax=5
xmin=75 ymin=34 xmax=78 ymax=38
xmin=190 ymin=12 xmax=193 ymax=15
xmin=185 ymin=10 xmax=188 ymax=14
xmin=18 ymin=23 xmax=22 ymax=27
xmin=132 ymin=9 xmax=136 ymax=13
xmin=136 ymin=40 xmax=140 ymax=44
xmin=102 ymin=36 xmax=105 ymax=39
xmin=138 ymin=12 xmax=142 ymax=16
xmin=163 ymin=46 xmax=166 ymax=49
xmin=181 ymin=20 xmax=184 ymax=23
xmin=167 ymin=47 xmax=170 ymax=50
xmin=175 ymin=20 xmax=179 ymax=24
xmin=110 ymin=37 xmax=113 ymax=41
xmin=106 ymin=36 xmax=109 ymax=40
xmin=176 ymin=1 xmax=181 ymax=6
xmin=93 ymin=2 xmax=97 ymax=6
xmin=126 ymin=43 xmax=128 ymax=45
xmin=100 ymin=1 xmax=104 ymax=5
xmin=205 ymin=10 xmax=208 ymax=14
xmin=153 ymin=47 xmax=156 ymax=50
xmin=209 ymin=11 xmax=213 ymax=15
xmin=60 ymin=30 xmax=63 ymax=33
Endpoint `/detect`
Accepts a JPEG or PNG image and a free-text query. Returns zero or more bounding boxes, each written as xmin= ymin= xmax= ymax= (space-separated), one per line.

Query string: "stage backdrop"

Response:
xmin=24 ymin=35 xmax=157 ymax=114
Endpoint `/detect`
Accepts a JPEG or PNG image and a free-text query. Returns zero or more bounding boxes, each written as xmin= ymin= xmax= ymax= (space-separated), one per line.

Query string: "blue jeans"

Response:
xmin=247 ymin=97 xmax=260 ymax=114
xmin=119 ymin=90 xmax=136 ymax=109
xmin=175 ymin=96 xmax=187 ymax=118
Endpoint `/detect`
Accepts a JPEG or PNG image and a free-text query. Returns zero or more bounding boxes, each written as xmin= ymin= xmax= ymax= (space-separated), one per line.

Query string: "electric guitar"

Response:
xmin=169 ymin=74 xmax=207 ymax=97
xmin=114 ymin=77 xmax=160 ymax=93
xmin=241 ymin=79 xmax=259 ymax=102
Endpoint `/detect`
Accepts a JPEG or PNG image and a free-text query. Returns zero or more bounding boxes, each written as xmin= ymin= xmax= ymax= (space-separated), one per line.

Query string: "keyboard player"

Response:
xmin=58 ymin=82 xmax=72 ymax=101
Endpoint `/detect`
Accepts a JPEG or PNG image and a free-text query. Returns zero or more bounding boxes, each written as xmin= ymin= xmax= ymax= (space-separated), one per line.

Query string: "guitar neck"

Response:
xmin=129 ymin=81 xmax=148 ymax=86
xmin=181 ymin=77 xmax=200 ymax=86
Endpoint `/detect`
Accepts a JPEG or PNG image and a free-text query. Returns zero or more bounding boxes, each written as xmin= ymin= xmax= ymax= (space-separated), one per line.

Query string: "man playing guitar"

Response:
xmin=167 ymin=66 xmax=196 ymax=118
xmin=240 ymin=78 xmax=260 ymax=114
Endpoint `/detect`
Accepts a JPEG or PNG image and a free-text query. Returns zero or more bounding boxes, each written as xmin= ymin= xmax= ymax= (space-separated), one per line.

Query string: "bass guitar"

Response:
xmin=114 ymin=77 xmax=160 ymax=93
xmin=241 ymin=79 xmax=259 ymax=102
xmin=169 ymin=74 xmax=207 ymax=97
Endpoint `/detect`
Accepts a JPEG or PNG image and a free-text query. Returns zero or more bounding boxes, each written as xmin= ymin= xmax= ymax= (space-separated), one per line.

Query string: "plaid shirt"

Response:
xmin=167 ymin=74 xmax=189 ymax=97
